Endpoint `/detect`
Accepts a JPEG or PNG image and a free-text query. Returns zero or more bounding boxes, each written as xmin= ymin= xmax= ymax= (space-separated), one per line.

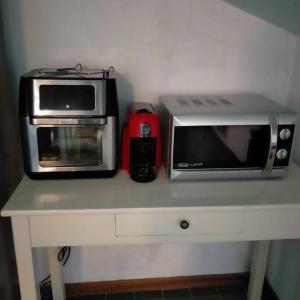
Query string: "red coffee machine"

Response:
xmin=121 ymin=102 xmax=161 ymax=182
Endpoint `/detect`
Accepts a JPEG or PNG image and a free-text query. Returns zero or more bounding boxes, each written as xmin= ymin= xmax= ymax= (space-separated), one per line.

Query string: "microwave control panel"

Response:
xmin=274 ymin=124 xmax=295 ymax=167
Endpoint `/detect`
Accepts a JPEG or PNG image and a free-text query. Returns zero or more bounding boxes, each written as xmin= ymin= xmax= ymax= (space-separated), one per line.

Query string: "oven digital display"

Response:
xmin=39 ymin=85 xmax=95 ymax=110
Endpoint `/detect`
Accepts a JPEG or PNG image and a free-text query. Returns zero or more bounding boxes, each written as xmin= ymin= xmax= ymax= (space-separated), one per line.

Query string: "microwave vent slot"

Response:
xmin=176 ymin=97 xmax=234 ymax=108
xmin=191 ymin=99 xmax=204 ymax=106
xmin=204 ymin=98 xmax=218 ymax=106
xmin=177 ymin=99 xmax=190 ymax=107
xmin=218 ymin=98 xmax=233 ymax=106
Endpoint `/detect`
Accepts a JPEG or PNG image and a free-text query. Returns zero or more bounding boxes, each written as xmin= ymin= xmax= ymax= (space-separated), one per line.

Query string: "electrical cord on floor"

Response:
xmin=40 ymin=246 xmax=71 ymax=285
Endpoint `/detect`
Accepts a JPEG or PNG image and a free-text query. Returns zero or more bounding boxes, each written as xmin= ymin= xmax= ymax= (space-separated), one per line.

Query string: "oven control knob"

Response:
xmin=276 ymin=149 xmax=288 ymax=160
xmin=279 ymin=128 xmax=291 ymax=140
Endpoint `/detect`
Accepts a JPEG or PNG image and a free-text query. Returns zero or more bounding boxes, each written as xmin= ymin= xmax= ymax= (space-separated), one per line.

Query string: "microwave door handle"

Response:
xmin=263 ymin=114 xmax=278 ymax=175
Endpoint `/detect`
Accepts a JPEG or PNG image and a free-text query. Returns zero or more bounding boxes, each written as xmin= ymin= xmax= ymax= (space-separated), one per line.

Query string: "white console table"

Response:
xmin=2 ymin=165 xmax=300 ymax=300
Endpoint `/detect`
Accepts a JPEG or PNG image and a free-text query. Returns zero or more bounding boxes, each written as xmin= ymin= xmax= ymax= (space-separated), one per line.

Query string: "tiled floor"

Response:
xmin=41 ymin=284 xmax=277 ymax=300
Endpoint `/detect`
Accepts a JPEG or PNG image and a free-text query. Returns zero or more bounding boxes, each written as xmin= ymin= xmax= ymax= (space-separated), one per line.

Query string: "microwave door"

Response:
xmin=263 ymin=114 xmax=278 ymax=175
xmin=172 ymin=118 xmax=274 ymax=171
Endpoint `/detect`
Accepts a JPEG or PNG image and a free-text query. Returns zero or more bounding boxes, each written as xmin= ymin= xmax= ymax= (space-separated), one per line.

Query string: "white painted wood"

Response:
xmin=2 ymin=164 xmax=300 ymax=299
xmin=11 ymin=216 xmax=41 ymax=300
xmin=47 ymin=247 xmax=66 ymax=300
xmin=116 ymin=210 xmax=242 ymax=237
xmin=30 ymin=214 xmax=115 ymax=247
xmin=31 ymin=231 xmax=291 ymax=246
xmin=27 ymin=207 xmax=300 ymax=247
xmin=247 ymin=241 xmax=270 ymax=300
xmin=2 ymin=164 xmax=300 ymax=217
xmin=244 ymin=208 xmax=300 ymax=239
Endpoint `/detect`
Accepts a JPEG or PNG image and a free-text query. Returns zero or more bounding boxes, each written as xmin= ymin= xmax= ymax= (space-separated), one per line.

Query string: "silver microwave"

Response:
xmin=159 ymin=94 xmax=297 ymax=180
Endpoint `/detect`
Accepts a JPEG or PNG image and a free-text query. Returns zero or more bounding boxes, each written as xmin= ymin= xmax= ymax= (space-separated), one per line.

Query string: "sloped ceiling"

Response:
xmin=223 ymin=0 xmax=300 ymax=35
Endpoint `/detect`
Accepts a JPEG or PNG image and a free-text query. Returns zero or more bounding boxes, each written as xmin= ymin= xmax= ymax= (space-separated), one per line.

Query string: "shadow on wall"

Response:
xmin=1 ymin=0 xmax=27 ymax=92
xmin=293 ymin=128 xmax=300 ymax=165
xmin=292 ymin=116 xmax=300 ymax=165
xmin=114 ymin=72 xmax=135 ymax=133
xmin=0 ymin=0 xmax=25 ymax=178
xmin=0 ymin=1 xmax=24 ymax=299
xmin=267 ymin=240 xmax=300 ymax=300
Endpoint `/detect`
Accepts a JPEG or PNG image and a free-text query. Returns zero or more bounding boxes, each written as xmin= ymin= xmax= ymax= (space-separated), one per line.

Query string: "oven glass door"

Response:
xmin=173 ymin=125 xmax=270 ymax=169
xmin=37 ymin=126 xmax=102 ymax=167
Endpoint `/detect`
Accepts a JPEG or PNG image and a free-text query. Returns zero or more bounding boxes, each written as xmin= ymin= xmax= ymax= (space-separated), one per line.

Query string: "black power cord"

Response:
xmin=40 ymin=246 xmax=71 ymax=285
xmin=58 ymin=246 xmax=71 ymax=265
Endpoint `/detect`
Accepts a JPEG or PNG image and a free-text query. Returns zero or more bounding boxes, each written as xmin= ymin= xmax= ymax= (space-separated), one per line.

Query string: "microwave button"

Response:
xmin=276 ymin=149 xmax=288 ymax=160
xmin=279 ymin=128 xmax=291 ymax=140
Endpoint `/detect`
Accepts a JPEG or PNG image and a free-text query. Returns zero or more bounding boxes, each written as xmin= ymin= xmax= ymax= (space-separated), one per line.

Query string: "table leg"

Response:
xmin=11 ymin=216 xmax=41 ymax=300
xmin=247 ymin=240 xmax=270 ymax=300
xmin=47 ymin=247 xmax=66 ymax=300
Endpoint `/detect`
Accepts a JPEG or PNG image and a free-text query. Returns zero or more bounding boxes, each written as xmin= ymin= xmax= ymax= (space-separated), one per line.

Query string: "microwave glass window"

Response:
xmin=173 ymin=126 xmax=270 ymax=169
xmin=37 ymin=127 xmax=102 ymax=167
xmin=39 ymin=85 xmax=95 ymax=110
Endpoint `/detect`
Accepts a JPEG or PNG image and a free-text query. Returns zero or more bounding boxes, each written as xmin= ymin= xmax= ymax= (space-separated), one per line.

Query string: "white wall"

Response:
xmin=1 ymin=0 xmax=299 ymax=284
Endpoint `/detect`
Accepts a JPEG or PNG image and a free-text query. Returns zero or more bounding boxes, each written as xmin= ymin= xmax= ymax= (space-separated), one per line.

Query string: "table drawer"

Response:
xmin=116 ymin=210 xmax=243 ymax=237
xmin=30 ymin=214 xmax=115 ymax=247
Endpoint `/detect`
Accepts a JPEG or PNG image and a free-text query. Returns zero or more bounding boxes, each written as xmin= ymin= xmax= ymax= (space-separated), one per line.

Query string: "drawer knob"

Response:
xmin=180 ymin=220 xmax=190 ymax=230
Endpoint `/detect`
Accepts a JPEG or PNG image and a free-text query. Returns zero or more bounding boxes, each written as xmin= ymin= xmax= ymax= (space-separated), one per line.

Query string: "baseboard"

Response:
xmin=40 ymin=272 xmax=279 ymax=299
xmin=65 ymin=273 xmax=248 ymax=296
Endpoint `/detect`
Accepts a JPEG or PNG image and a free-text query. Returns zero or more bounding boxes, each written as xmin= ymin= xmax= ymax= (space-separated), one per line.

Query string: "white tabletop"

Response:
xmin=2 ymin=164 xmax=300 ymax=217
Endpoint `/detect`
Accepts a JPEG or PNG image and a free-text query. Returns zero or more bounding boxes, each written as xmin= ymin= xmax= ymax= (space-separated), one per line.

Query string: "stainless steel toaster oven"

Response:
xmin=20 ymin=68 xmax=119 ymax=178
xmin=159 ymin=94 xmax=297 ymax=180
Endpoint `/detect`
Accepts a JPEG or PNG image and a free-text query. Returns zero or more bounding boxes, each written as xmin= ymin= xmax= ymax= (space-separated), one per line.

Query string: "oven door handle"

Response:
xmin=30 ymin=118 xmax=107 ymax=125
xmin=263 ymin=114 xmax=278 ymax=175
